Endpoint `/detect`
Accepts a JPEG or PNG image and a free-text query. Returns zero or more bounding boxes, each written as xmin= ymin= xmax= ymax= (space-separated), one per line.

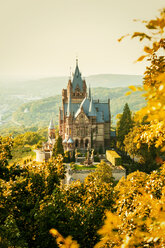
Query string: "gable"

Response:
xmin=75 ymin=112 xmax=89 ymax=124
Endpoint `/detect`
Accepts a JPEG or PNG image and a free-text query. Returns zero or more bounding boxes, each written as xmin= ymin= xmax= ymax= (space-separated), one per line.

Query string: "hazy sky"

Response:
xmin=0 ymin=0 xmax=164 ymax=79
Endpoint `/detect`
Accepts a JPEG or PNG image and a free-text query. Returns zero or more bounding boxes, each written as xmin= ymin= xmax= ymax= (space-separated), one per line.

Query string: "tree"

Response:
xmin=95 ymin=8 xmax=165 ymax=247
xmin=125 ymin=9 xmax=165 ymax=151
xmin=50 ymin=8 xmax=165 ymax=248
xmin=90 ymin=161 xmax=114 ymax=184
xmin=0 ymin=136 xmax=13 ymax=180
xmin=124 ymin=126 xmax=159 ymax=173
xmin=51 ymin=164 xmax=165 ymax=248
xmin=0 ymin=157 xmax=66 ymax=248
xmin=52 ymin=135 xmax=64 ymax=158
xmin=117 ymin=103 xmax=133 ymax=150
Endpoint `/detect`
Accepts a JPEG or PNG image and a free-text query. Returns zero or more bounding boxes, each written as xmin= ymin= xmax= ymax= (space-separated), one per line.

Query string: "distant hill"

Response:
xmin=0 ymin=74 xmax=143 ymax=128
xmin=87 ymin=74 xmax=142 ymax=88
xmin=12 ymin=86 xmax=146 ymax=127
xmin=0 ymin=74 xmax=142 ymax=97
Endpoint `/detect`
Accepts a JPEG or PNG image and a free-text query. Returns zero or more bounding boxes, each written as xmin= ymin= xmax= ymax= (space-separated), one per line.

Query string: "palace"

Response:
xmin=59 ymin=60 xmax=111 ymax=152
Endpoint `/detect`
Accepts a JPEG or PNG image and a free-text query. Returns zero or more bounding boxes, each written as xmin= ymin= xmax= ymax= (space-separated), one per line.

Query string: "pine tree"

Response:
xmin=52 ymin=135 xmax=64 ymax=158
xmin=117 ymin=103 xmax=133 ymax=150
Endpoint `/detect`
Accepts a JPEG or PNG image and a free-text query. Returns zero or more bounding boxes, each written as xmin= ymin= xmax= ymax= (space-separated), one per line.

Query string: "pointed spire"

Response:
xmin=69 ymin=66 xmax=72 ymax=79
xmin=49 ymin=119 xmax=55 ymax=129
xmin=88 ymin=98 xmax=97 ymax=116
xmin=88 ymin=85 xmax=91 ymax=100
xmin=67 ymin=92 xmax=72 ymax=116
xmin=72 ymin=60 xmax=83 ymax=92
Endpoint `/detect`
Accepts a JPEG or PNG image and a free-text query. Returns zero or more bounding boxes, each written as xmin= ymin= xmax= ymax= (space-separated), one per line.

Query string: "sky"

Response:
xmin=0 ymin=0 xmax=164 ymax=79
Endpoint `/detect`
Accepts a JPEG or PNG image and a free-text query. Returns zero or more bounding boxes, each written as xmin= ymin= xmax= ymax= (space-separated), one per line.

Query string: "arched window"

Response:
xmin=85 ymin=139 xmax=89 ymax=148
xmin=75 ymin=139 xmax=79 ymax=148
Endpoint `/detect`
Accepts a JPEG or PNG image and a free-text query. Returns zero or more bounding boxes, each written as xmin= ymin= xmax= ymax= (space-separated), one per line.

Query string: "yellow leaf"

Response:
xmin=161 ymin=146 xmax=165 ymax=152
xmin=118 ymin=33 xmax=129 ymax=42
xmin=136 ymin=55 xmax=147 ymax=62
xmin=144 ymin=46 xmax=153 ymax=54
xmin=156 ymin=73 xmax=165 ymax=83
xmin=49 ymin=228 xmax=58 ymax=237
xmin=153 ymin=42 xmax=160 ymax=52
xmin=125 ymin=91 xmax=131 ymax=96
xmin=129 ymin=85 xmax=137 ymax=91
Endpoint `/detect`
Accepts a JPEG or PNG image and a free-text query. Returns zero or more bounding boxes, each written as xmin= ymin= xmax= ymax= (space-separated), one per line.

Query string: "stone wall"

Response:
xmin=68 ymin=170 xmax=95 ymax=183
xmin=34 ymin=149 xmax=45 ymax=162
xmin=111 ymin=166 xmax=126 ymax=181
xmin=65 ymin=165 xmax=126 ymax=184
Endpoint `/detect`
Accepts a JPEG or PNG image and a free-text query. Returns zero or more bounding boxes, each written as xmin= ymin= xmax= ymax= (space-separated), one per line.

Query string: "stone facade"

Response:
xmin=59 ymin=61 xmax=111 ymax=152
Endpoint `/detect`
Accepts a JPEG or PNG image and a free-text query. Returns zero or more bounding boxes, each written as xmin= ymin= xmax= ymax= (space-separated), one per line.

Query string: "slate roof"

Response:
xmin=67 ymin=137 xmax=74 ymax=143
xmin=72 ymin=64 xmax=83 ymax=92
xmin=61 ymin=62 xmax=110 ymax=123
xmin=88 ymin=98 xmax=97 ymax=117
xmin=64 ymin=102 xmax=80 ymax=116
xmin=62 ymin=98 xmax=110 ymax=123
xmin=94 ymin=102 xmax=110 ymax=122
xmin=63 ymin=138 xmax=67 ymax=143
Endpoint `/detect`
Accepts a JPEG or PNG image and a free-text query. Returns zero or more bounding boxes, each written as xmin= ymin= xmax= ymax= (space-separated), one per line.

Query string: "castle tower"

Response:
xmin=48 ymin=119 xmax=55 ymax=142
xmin=67 ymin=92 xmax=72 ymax=117
xmin=66 ymin=60 xmax=87 ymax=103
xmin=59 ymin=60 xmax=111 ymax=152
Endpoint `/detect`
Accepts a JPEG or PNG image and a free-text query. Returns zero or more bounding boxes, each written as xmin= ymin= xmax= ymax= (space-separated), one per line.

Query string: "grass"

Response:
xmin=9 ymin=146 xmax=36 ymax=164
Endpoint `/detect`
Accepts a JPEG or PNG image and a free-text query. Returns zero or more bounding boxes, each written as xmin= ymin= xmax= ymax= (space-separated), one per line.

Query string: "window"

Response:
xmin=85 ymin=139 xmax=89 ymax=148
xmin=75 ymin=139 xmax=79 ymax=148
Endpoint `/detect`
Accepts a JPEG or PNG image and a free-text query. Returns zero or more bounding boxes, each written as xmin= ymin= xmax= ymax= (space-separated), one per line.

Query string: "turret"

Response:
xmin=67 ymin=92 xmax=72 ymax=117
xmin=72 ymin=60 xmax=86 ymax=93
xmin=88 ymin=98 xmax=97 ymax=117
xmin=67 ymin=79 xmax=72 ymax=97
xmin=48 ymin=119 xmax=55 ymax=140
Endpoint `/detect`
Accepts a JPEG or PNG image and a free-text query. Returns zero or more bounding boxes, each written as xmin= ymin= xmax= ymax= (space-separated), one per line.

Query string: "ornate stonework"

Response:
xmin=59 ymin=61 xmax=111 ymax=152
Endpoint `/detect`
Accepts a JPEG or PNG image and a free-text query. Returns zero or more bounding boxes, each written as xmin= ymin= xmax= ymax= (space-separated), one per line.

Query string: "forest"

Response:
xmin=0 ymin=8 xmax=165 ymax=248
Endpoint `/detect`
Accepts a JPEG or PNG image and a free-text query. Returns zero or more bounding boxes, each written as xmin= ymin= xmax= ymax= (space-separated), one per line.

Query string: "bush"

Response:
xmin=94 ymin=155 xmax=100 ymax=162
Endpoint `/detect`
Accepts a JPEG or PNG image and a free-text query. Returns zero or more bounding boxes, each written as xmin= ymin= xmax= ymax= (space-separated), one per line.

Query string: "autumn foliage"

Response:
xmin=0 ymin=8 xmax=165 ymax=248
xmin=50 ymin=8 xmax=165 ymax=248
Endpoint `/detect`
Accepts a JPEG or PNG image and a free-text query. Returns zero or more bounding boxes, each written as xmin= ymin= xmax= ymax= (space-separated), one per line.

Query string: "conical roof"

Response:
xmin=72 ymin=61 xmax=83 ymax=92
xmin=63 ymin=138 xmax=67 ymax=143
xmin=88 ymin=98 xmax=97 ymax=116
xmin=67 ymin=137 xmax=74 ymax=144
xmin=49 ymin=119 xmax=55 ymax=129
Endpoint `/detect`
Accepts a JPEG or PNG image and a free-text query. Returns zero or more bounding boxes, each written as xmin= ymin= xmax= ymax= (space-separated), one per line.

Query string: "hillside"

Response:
xmin=0 ymin=73 xmax=143 ymax=127
xmin=12 ymin=86 xmax=146 ymax=127
xmin=0 ymin=74 xmax=142 ymax=97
